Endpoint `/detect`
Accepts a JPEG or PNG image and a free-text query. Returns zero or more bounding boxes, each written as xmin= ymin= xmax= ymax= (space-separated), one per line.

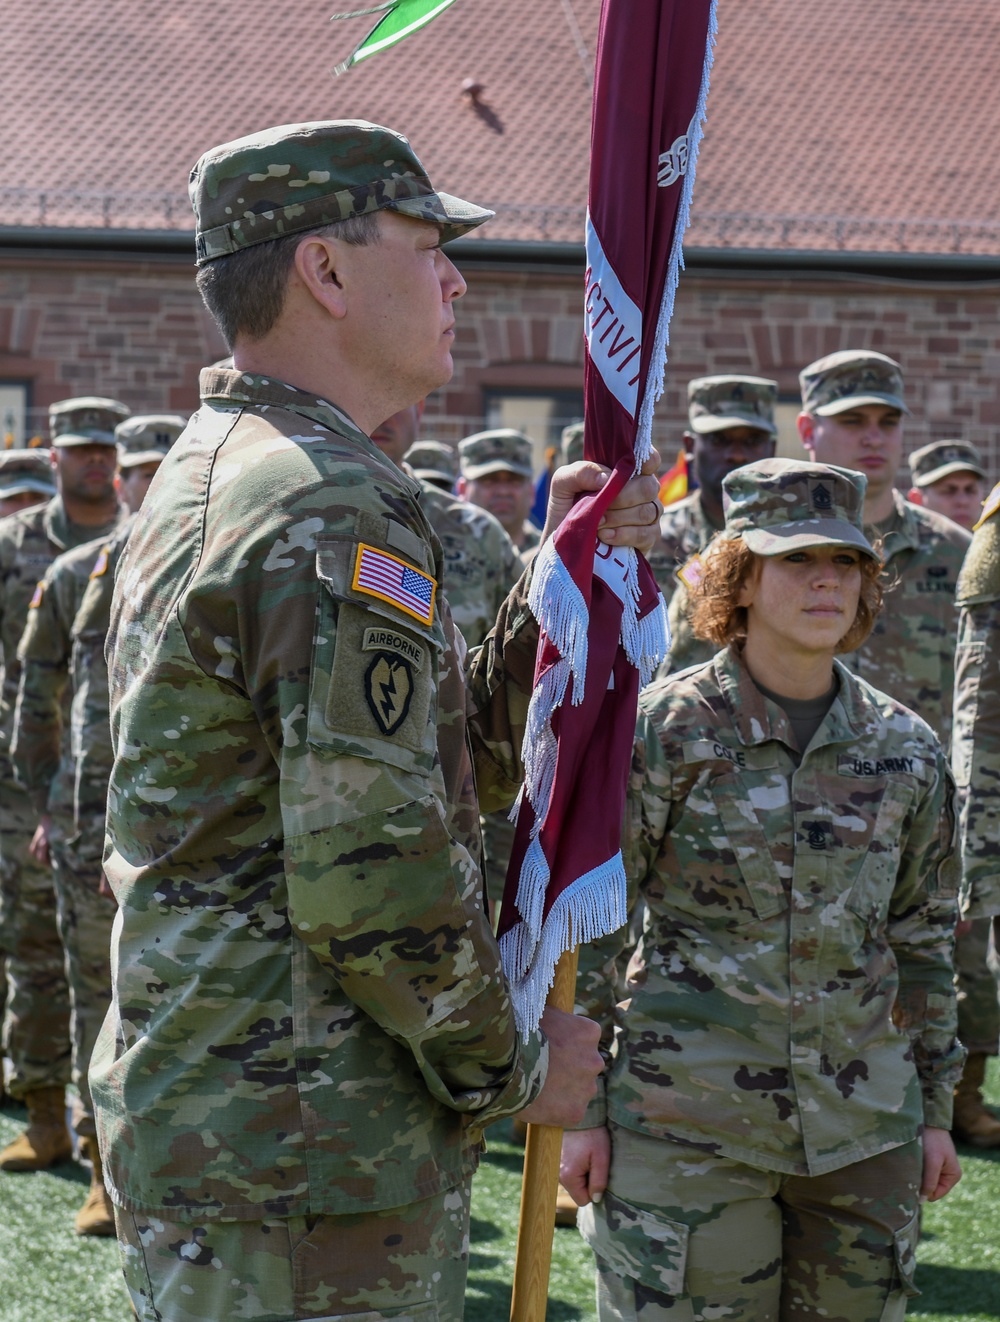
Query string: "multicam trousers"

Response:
xmin=955 ymin=917 xmax=1000 ymax=1055
xmin=116 ymin=1180 xmax=473 ymax=1322
xmin=0 ymin=776 xmax=71 ymax=1097
xmin=579 ymin=1124 xmax=922 ymax=1322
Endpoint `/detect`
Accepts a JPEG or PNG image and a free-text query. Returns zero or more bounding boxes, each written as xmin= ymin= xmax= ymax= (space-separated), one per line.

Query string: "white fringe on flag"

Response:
xmin=500 ymin=851 xmax=629 ymax=1038
xmin=622 ymin=590 xmax=670 ymax=688
xmin=520 ymin=659 xmax=569 ymax=829
xmin=633 ymin=0 xmax=718 ymax=472
xmin=527 ymin=537 xmax=590 ymax=698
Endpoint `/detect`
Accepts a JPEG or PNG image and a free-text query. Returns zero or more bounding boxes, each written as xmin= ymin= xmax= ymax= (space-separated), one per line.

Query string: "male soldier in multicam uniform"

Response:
xmin=90 ymin=120 xmax=659 ymax=1322
xmin=458 ymin=428 xmax=541 ymax=562
xmin=951 ymin=478 xmax=1000 ymax=1144
xmin=796 ymin=351 xmax=970 ymax=742
xmin=907 ymin=439 xmax=987 ymax=532
xmin=0 ymin=450 xmax=56 ymax=1102
xmin=652 ymin=375 xmax=777 ymax=670
xmin=10 ymin=415 xmax=183 ymax=1234
xmin=0 ymin=397 xmax=126 ymax=1175
xmin=405 ymin=437 xmax=459 ymax=492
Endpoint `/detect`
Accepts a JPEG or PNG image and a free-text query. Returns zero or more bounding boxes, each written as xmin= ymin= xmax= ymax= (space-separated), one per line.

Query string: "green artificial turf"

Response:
xmin=2 ymin=1063 xmax=999 ymax=1320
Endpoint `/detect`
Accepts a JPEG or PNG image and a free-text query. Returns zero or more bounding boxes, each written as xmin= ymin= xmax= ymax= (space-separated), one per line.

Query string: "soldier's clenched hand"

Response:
xmin=516 ymin=1007 xmax=603 ymax=1128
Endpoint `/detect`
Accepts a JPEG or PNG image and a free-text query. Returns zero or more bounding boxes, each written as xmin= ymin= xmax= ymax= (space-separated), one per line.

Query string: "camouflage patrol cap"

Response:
xmin=459 ymin=429 xmax=534 ymax=480
xmin=909 ymin=439 xmax=986 ymax=488
xmin=0 ymin=449 xmax=56 ymax=499
xmin=115 ymin=414 xmax=188 ymax=468
xmin=404 ymin=439 xmax=458 ymax=486
xmin=687 ymin=375 xmax=778 ymax=436
xmin=560 ymin=422 xmax=585 ymax=466
xmin=722 ymin=457 xmax=877 ymax=559
xmin=49 ymin=396 xmax=130 ymax=441
xmin=190 ymin=120 xmax=494 ymax=265
xmin=799 ymin=350 xmax=909 ymax=417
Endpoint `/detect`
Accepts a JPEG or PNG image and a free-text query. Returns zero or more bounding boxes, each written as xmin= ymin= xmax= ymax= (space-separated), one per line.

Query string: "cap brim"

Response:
xmin=118 ymin=450 xmax=167 ymax=468
xmin=814 ymin=392 xmax=910 ymax=417
xmin=52 ymin=433 xmax=118 ymax=448
xmin=461 ymin=460 xmax=534 ymax=480
xmin=391 ymin=192 xmax=494 ymax=243
xmin=689 ymin=414 xmax=777 ymax=436
xmin=741 ymin=518 xmax=878 ymax=560
xmin=412 ymin=467 xmax=455 ymax=484
xmin=913 ymin=460 xmax=987 ymax=487
xmin=0 ymin=478 xmax=56 ymax=498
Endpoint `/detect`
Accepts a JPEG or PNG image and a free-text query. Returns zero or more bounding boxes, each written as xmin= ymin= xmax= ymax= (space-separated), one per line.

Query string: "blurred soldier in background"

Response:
xmin=652 ymin=375 xmax=778 ymax=675
xmin=908 ymin=440 xmax=987 ymax=531
xmin=0 ymin=451 xmax=56 ymax=521
xmin=10 ymin=415 xmax=182 ymax=1232
xmin=458 ymin=429 xmax=541 ymax=561
xmin=0 ymin=397 xmax=126 ymax=1179
xmin=404 ymin=438 xmax=459 ymax=492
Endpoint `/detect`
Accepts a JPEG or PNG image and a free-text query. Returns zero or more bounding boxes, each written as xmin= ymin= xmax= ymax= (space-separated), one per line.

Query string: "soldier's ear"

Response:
xmin=293 ymin=235 xmax=349 ymax=321
xmin=797 ymin=411 xmax=816 ymax=456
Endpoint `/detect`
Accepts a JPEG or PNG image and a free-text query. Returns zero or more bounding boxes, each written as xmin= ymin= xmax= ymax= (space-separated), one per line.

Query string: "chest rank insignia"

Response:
xmin=365 ymin=652 xmax=414 ymax=735
xmin=811 ymin=483 xmax=833 ymax=511
xmin=803 ymin=820 xmax=830 ymax=851
xmin=353 ymin=543 xmax=436 ymax=627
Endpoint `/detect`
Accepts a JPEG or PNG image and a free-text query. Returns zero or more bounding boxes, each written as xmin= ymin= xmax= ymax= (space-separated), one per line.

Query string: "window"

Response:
xmin=0 ymin=381 xmax=33 ymax=449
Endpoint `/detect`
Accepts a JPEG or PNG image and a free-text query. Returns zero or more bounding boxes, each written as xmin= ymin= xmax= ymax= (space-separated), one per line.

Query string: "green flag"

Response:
xmin=333 ymin=0 xmax=461 ymax=73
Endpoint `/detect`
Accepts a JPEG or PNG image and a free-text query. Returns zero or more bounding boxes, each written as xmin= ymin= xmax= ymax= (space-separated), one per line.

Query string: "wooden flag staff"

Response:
xmin=509 ymin=947 xmax=581 ymax=1322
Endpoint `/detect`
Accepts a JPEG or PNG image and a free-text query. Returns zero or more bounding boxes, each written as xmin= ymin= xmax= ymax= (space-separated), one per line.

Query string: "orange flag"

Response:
xmin=659 ymin=448 xmax=688 ymax=506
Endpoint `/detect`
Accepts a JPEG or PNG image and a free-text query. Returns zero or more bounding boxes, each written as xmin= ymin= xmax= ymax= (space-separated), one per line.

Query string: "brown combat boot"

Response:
xmin=75 ymin=1137 xmax=116 ymax=1237
xmin=0 ymin=1086 xmax=73 ymax=1170
xmin=952 ymin=1053 xmax=1000 ymax=1148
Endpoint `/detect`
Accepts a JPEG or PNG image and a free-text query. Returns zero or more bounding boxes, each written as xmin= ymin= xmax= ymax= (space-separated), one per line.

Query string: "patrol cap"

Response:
xmin=0 ymin=449 xmax=56 ymax=500
xmin=49 ymin=396 xmax=130 ymax=441
xmin=722 ymin=457 xmax=877 ymax=560
xmin=190 ymin=120 xmax=494 ymax=265
xmin=560 ymin=421 xmax=585 ymax=466
xmin=909 ymin=439 xmax=986 ymax=488
xmin=459 ymin=429 xmax=534 ymax=480
xmin=404 ymin=440 xmax=458 ymax=486
xmin=687 ymin=375 xmax=778 ymax=436
xmin=799 ymin=350 xmax=909 ymax=417
xmin=115 ymin=414 xmax=188 ymax=468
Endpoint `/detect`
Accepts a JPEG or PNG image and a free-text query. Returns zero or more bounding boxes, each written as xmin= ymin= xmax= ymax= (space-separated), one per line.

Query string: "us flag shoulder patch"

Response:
xmin=352 ymin=543 xmax=436 ymax=627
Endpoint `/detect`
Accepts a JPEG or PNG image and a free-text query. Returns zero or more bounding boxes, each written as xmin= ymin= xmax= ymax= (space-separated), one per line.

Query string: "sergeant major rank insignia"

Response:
xmin=811 ymin=483 xmax=833 ymax=511
xmin=365 ymin=652 xmax=414 ymax=735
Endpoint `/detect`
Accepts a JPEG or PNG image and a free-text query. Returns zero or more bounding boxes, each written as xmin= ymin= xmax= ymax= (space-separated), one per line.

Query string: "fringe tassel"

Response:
xmin=513 ymin=835 xmax=551 ymax=939
xmin=624 ymin=592 xmax=670 ymax=687
xmin=527 ymin=539 xmax=590 ymax=696
xmin=521 ymin=660 xmax=569 ymax=823
xmin=633 ymin=0 xmax=718 ymax=471
xmin=501 ymin=851 xmax=629 ymax=1038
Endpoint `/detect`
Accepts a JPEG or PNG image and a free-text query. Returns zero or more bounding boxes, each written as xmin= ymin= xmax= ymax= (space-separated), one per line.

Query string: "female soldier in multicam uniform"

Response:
xmin=562 ymin=457 xmax=964 ymax=1322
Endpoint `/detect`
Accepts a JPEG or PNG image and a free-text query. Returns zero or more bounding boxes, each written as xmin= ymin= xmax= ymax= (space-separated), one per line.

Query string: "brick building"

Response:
xmin=3 ymin=0 xmax=1000 ymax=478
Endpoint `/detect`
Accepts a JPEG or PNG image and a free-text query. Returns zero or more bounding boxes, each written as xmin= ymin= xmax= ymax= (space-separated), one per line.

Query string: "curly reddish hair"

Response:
xmin=688 ymin=536 xmax=883 ymax=654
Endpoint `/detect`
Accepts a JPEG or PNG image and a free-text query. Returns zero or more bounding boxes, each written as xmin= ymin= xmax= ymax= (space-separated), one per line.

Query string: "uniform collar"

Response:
xmin=714 ymin=644 xmax=879 ymax=750
xmin=868 ymin=488 xmax=921 ymax=559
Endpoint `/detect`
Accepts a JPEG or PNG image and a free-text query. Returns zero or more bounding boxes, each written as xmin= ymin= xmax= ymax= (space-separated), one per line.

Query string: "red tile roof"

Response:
xmin=3 ymin=0 xmax=999 ymax=255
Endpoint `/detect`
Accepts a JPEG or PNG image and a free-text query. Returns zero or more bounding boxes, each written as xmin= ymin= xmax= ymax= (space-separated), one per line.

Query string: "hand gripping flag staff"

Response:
xmin=501 ymin=2 xmax=717 ymax=1317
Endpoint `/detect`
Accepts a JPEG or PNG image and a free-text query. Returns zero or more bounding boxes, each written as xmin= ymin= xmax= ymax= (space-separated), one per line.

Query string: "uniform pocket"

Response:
xmin=846 ymin=783 xmax=914 ymax=934
xmin=878 ymin=1209 xmax=921 ymax=1320
xmin=579 ymin=1189 xmax=689 ymax=1297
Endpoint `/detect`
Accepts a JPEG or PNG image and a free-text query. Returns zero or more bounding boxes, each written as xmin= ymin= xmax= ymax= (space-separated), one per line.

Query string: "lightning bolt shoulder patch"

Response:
xmin=364 ymin=651 xmax=414 ymax=736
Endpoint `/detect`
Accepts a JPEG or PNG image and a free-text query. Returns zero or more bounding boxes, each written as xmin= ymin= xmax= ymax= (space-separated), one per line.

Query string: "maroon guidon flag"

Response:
xmin=498 ymin=0 xmax=718 ymax=1033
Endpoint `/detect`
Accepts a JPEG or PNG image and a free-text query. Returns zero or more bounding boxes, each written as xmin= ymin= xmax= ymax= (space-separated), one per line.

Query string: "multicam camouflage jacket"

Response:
xmin=577 ymin=644 xmax=962 ymax=1176
xmin=91 ymin=368 xmax=547 ymax=1222
xmin=952 ymin=484 xmax=1000 ymax=918
xmin=647 ymin=489 xmax=719 ymax=602
xmin=0 ymin=496 xmax=122 ymax=765
xmin=11 ymin=534 xmax=107 ymax=824
xmin=68 ymin=518 xmax=135 ymax=866
xmin=417 ymin=480 xmax=520 ymax=649
xmin=660 ymin=493 xmax=969 ymax=740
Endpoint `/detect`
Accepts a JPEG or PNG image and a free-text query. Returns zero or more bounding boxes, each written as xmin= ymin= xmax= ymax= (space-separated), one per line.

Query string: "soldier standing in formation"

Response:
xmin=0 ymin=398 xmax=126 ymax=1179
xmin=90 ymin=119 xmax=660 ymax=1321
xmin=564 ymin=458 xmax=962 ymax=1321
xmin=651 ymin=375 xmax=778 ymax=673
xmin=0 ymin=450 xmax=56 ymax=520
xmin=9 ymin=414 xmax=184 ymax=1234
xmin=404 ymin=437 xmax=460 ymax=492
xmin=457 ymin=428 xmax=541 ymax=562
xmin=907 ymin=439 xmax=987 ymax=531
